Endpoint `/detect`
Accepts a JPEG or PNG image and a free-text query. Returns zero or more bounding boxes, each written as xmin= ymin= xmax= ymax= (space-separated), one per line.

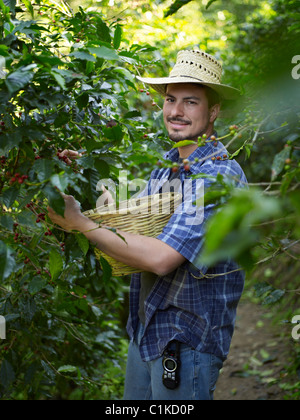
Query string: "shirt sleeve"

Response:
xmin=157 ymin=201 xmax=214 ymax=271
xmin=157 ymin=159 xmax=248 ymax=270
xmin=156 ymin=174 xmax=212 ymax=270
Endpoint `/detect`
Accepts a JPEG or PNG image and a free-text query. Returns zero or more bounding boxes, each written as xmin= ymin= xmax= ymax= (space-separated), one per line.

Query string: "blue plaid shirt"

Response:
xmin=126 ymin=137 xmax=248 ymax=362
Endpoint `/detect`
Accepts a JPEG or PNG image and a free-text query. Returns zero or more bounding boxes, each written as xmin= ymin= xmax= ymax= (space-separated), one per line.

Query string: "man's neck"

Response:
xmin=178 ymin=142 xmax=198 ymax=159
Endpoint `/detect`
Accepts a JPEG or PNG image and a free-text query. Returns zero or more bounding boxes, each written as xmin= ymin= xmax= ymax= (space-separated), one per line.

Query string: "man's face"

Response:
xmin=163 ymin=83 xmax=213 ymax=143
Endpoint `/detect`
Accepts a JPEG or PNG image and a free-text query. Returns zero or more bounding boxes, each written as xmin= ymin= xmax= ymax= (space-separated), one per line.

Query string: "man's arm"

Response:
xmin=48 ymin=195 xmax=186 ymax=276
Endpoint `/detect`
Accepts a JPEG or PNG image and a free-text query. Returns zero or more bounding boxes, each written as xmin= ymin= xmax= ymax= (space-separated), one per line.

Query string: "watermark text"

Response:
xmin=291 ymin=315 xmax=300 ymax=340
xmin=291 ymin=55 xmax=300 ymax=80
xmin=0 ymin=56 xmax=6 ymax=79
xmin=0 ymin=315 xmax=6 ymax=340
xmin=95 ymin=171 xmax=205 ymax=226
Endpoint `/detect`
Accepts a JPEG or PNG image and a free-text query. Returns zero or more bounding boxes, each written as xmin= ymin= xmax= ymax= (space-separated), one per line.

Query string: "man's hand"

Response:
xmin=48 ymin=194 xmax=97 ymax=233
xmin=57 ymin=149 xmax=83 ymax=166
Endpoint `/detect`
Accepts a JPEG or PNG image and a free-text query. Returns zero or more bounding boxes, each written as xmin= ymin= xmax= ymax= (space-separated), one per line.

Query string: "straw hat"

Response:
xmin=137 ymin=49 xmax=240 ymax=102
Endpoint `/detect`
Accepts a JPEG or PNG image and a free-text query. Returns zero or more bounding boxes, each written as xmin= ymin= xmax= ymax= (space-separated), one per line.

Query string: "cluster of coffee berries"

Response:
xmin=35 ymin=212 xmax=46 ymax=224
xmin=211 ymin=154 xmax=228 ymax=161
xmin=70 ymin=291 xmax=87 ymax=299
xmin=12 ymin=223 xmax=27 ymax=246
xmin=140 ymin=88 xmax=157 ymax=107
xmin=44 ymin=228 xmax=53 ymax=237
xmin=140 ymin=89 xmax=150 ymax=96
xmin=229 ymin=124 xmax=239 ymax=135
xmin=0 ymin=121 xmax=5 ymax=133
xmin=9 ymin=173 xmax=29 ymax=185
xmin=1 ymin=155 xmax=7 ymax=167
xmin=25 ymin=202 xmax=47 ymax=225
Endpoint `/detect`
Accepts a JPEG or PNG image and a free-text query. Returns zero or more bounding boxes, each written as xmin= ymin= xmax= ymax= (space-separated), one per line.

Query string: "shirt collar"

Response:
xmin=163 ymin=132 xmax=218 ymax=171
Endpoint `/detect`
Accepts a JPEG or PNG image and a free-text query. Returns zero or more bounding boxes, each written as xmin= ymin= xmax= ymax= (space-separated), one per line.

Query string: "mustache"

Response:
xmin=167 ymin=117 xmax=191 ymax=124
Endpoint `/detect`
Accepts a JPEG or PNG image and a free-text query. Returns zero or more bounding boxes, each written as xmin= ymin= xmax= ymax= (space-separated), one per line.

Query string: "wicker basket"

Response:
xmin=83 ymin=192 xmax=182 ymax=276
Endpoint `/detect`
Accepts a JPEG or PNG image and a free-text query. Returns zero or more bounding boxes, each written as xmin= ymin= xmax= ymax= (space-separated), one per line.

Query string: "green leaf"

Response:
xmin=0 ymin=131 xmax=23 ymax=154
xmin=206 ymin=0 xmax=219 ymax=9
xmin=5 ymin=66 xmax=35 ymax=94
xmin=254 ymin=282 xmax=273 ymax=298
xmin=102 ymin=124 xmax=123 ymax=141
xmin=88 ymin=46 xmax=119 ymax=61
xmin=0 ymin=359 xmax=15 ymax=388
xmin=263 ymin=289 xmax=285 ymax=306
xmin=3 ymin=0 xmax=16 ymax=13
xmin=75 ymin=92 xmax=89 ymax=109
xmin=57 ymin=365 xmax=77 ymax=374
xmin=50 ymin=173 xmax=69 ymax=192
xmin=199 ymin=189 xmax=281 ymax=268
xmin=99 ymin=256 xmax=112 ymax=282
xmin=164 ymin=0 xmax=193 ymax=17
xmin=43 ymin=184 xmax=65 ymax=217
xmin=0 ymin=186 xmax=19 ymax=208
xmin=41 ymin=360 xmax=56 ymax=380
xmin=22 ymin=0 xmax=34 ymax=17
xmin=0 ymin=214 xmax=14 ymax=231
xmin=0 ymin=240 xmax=16 ymax=281
xmin=75 ymin=233 xmax=90 ymax=256
xmin=49 ymin=249 xmax=63 ymax=282
xmin=51 ymin=71 xmax=66 ymax=90
xmin=271 ymin=146 xmax=291 ymax=180
xmin=96 ymin=19 xmax=111 ymax=43
xmin=94 ymin=158 xmax=110 ymax=178
xmin=33 ymin=159 xmax=54 ymax=183
xmin=28 ymin=276 xmax=48 ymax=295
xmin=54 ymin=111 xmax=70 ymax=128
xmin=69 ymin=51 xmax=96 ymax=62
xmin=113 ymin=24 xmax=122 ymax=49
xmin=172 ymin=140 xmax=197 ymax=148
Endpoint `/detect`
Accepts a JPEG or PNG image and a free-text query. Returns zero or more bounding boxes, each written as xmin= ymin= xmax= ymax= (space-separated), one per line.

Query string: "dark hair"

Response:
xmin=203 ymin=85 xmax=221 ymax=108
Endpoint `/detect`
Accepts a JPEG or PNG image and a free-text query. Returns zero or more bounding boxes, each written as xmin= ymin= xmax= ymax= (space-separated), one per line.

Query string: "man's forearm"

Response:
xmin=47 ymin=195 xmax=186 ymax=276
xmin=77 ymin=216 xmax=185 ymax=276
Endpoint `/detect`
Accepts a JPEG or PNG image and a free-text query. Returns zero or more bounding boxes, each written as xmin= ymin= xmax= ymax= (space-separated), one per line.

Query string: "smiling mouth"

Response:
xmin=168 ymin=118 xmax=191 ymax=129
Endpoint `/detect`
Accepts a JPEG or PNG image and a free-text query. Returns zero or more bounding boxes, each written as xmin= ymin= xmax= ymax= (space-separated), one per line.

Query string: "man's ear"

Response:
xmin=209 ymin=103 xmax=220 ymax=123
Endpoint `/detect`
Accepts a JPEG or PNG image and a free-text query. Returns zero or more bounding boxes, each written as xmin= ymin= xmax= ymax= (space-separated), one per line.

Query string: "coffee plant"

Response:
xmin=0 ymin=0 xmax=169 ymax=399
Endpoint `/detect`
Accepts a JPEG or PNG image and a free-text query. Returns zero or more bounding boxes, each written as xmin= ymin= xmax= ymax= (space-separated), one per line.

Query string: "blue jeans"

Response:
xmin=123 ymin=323 xmax=223 ymax=400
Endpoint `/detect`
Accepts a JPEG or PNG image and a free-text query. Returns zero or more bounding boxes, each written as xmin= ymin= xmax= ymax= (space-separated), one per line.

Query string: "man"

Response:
xmin=48 ymin=49 xmax=247 ymax=400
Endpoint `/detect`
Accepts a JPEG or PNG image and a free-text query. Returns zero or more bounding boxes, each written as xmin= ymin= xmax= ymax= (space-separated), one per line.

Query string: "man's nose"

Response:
xmin=170 ymin=102 xmax=184 ymax=117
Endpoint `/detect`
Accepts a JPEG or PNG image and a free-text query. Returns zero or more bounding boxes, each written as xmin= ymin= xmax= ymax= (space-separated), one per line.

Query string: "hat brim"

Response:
xmin=136 ymin=75 xmax=240 ymax=101
xmin=136 ymin=76 xmax=242 ymax=118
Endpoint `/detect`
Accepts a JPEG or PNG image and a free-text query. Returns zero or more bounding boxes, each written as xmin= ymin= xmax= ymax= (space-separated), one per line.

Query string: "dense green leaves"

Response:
xmin=200 ymin=188 xmax=282 ymax=269
xmin=0 ymin=241 xmax=16 ymax=280
xmin=0 ymin=0 xmax=158 ymax=399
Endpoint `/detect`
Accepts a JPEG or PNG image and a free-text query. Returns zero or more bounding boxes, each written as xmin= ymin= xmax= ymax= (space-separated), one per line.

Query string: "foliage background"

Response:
xmin=0 ymin=0 xmax=299 ymax=399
